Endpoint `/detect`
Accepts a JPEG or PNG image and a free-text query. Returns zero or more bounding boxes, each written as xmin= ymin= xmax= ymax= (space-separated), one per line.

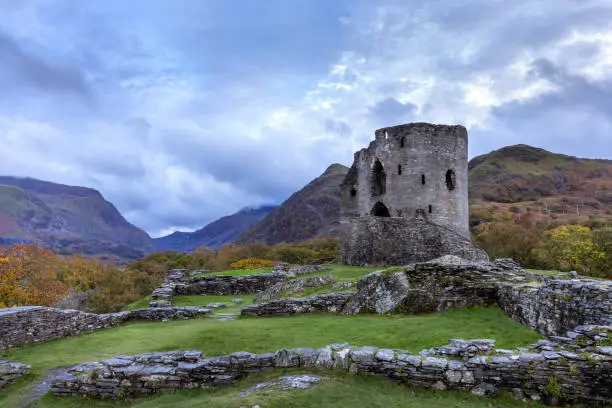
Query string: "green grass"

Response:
xmin=526 ymin=269 xmax=561 ymax=276
xmin=172 ymin=294 xmax=255 ymax=314
xmin=298 ymin=264 xmax=383 ymax=282
xmin=194 ymin=268 xmax=273 ymax=277
xmin=123 ymin=296 xmax=151 ymax=310
xmin=0 ymin=185 xmax=33 ymax=213
xmin=124 ymin=295 xmax=254 ymax=313
xmin=34 ymin=369 xmax=546 ymax=408
xmin=0 ymin=307 xmax=541 ymax=407
xmin=527 ymin=269 xmax=610 ymax=281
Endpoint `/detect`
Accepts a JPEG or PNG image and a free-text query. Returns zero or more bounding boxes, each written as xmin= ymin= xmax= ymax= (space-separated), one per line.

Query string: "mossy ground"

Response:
xmin=0 ymin=307 xmax=541 ymax=407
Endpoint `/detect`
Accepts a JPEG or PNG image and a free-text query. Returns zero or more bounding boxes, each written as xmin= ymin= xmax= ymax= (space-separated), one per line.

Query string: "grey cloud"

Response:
xmin=325 ymin=119 xmax=353 ymax=137
xmin=368 ymin=97 xmax=417 ymax=126
xmin=0 ymin=30 xmax=92 ymax=98
xmin=482 ymin=59 xmax=612 ymax=159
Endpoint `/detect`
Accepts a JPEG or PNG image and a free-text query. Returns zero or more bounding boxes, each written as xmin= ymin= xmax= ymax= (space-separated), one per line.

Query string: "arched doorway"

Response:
xmin=371 ymin=201 xmax=391 ymax=217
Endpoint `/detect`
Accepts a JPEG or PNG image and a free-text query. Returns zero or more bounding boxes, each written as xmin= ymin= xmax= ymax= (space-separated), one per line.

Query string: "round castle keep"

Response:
xmin=340 ymin=123 xmax=488 ymax=266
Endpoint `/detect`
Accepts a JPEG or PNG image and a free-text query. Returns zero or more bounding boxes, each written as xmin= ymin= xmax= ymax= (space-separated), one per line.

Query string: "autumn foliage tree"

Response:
xmin=0 ymin=245 xmax=67 ymax=307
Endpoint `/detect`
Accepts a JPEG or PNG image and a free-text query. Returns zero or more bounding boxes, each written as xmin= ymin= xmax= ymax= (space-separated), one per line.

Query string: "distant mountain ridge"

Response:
xmin=237 ymin=164 xmax=349 ymax=245
xmin=0 ymin=176 xmax=152 ymax=260
xmin=153 ymin=205 xmax=276 ymax=252
xmin=468 ymin=144 xmax=612 ymax=203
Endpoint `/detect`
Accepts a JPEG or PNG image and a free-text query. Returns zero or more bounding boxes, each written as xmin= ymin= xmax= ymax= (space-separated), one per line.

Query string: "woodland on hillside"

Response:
xmin=0 ymin=238 xmax=339 ymax=313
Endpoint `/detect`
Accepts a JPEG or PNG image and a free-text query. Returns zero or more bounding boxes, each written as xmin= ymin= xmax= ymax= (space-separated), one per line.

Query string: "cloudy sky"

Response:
xmin=1 ymin=0 xmax=612 ymax=237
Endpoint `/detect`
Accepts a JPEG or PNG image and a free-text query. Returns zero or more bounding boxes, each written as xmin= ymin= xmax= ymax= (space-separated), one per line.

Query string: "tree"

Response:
xmin=0 ymin=245 xmax=67 ymax=307
xmin=537 ymin=225 xmax=605 ymax=275
xmin=474 ymin=222 xmax=543 ymax=267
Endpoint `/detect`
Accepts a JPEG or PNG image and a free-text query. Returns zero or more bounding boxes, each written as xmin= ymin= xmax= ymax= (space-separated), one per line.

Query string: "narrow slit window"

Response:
xmin=398 ymin=165 xmax=402 ymax=175
xmin=400 ymin=137 xmax=405 ymax=148
xmin=371 ymin=159 xmax=387 ymax=196
xmin=446 ymin=169 xmax=456 ymax=191
xmin=428 ymin=205 xmax=432 ymax=213
xmin=421 ymin=174 xmax=426 ymax=185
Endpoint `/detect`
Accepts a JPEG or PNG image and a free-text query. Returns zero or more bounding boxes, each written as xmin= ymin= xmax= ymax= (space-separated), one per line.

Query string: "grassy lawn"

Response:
xmin=172 ymin=294 xmax=255 ymax=314
xmin=35 ymin=369 xmax=546 ymax=408
xmin=198 ymin=264 xmax=382 ymax=281
xmin=0 ymin=307 xmax=541 ymax=407
xmin=298 ymin=264 xmax=383 ymax=282
xmin=196 ymin=268 xmax=273 ymax=277
xmin=123 ymin=296 xmax=151 ymax=310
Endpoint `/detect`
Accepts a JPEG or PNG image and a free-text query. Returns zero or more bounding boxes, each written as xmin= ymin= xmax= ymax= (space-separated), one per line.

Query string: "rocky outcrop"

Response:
xmin=254 ymin=276 xmax=335 ymax=302
xmin=0 ymin=360 xmax=30 ymax=389
xmin=0 ymin=306 xmax=211 ymax=350
xmin=342 ymin=258 xmax=522 ymax=316
xmin=241 ymin=293 xmax=355 ymax=316
xmin=342 ymin=270 xmax=408 ymax=314
xmin=50 ymin=325 xmax=612 ymax=405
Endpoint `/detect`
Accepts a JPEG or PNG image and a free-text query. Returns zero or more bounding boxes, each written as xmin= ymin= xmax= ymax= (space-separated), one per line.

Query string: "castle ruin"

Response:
xmin=340 ymin=122 xmax=488 ymax=265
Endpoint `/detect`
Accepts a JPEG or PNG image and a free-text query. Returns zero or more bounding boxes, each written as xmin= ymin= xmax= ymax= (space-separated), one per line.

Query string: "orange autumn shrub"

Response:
xmin=230 ymin=257 xmax=275 ymax=270
xmin=0 ymin=244 xmax=67 ymax=307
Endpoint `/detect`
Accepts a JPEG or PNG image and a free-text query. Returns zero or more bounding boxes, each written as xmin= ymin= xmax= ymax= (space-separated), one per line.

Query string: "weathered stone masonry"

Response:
xmin=340 ymin=123 xmax=488 ymax=266
xmin=50 ymin=325 xmax=612 ymax=405
xmin=0 ymin=306 xmax=211 ymax=350
xmin=497 ymin=278 xmax=612 ymax=337
xmin=0 ymin=360 xmax=30 ymax=390
xmin=241 ymin=292 xmax=355 ymax=316
xmin=174 ymin=273 xmax=287 ymax=296
xmin=149 ymin=269 xmax=287 ymax=308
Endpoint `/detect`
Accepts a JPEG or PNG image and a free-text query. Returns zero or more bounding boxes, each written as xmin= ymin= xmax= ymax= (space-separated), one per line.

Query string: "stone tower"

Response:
xmin=340 ymin=123 xmax=488 ymax=265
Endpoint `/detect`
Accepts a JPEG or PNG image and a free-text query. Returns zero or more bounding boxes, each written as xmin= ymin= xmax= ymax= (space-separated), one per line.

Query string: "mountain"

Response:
xmin=0 ymin=176 xmax=152 ymax=260
xmin=153 ymin=205 xmax=276 ymax=252
xmin=468 ymin=144 xmax=612 ymax=228
xmin=468 ymin=144 xmax=612 ymax=203
xmin=237 ymin=164 xmax=349 ymax=245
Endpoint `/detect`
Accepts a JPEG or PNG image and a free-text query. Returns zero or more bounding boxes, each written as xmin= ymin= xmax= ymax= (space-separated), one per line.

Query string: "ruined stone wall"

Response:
xmin=340 ymin=216 xmax=488 ymax=265
xmin=241 ymin=292 xmax=354 ymax=316
xmin=341 ymin=123 xmax=469 ymax=237
xmin=149 ymin=269 xmax=288 ymax=308
xmin=0 ymin=306 xmax=211 ymax=350
xmin=50 ymin=325 xmax=612 ymax=405
xmin=0 ymin=361 xmax=29 ymax=389
xmin=497 ymin=279 xmax=612 ymax=336
xmin=173 ymin=273 xmax=287 ymax=296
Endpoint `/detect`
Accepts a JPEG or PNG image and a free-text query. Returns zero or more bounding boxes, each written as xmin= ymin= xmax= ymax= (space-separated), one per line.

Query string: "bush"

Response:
xmin=230 ymin=258 xmax=275 ymax=270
